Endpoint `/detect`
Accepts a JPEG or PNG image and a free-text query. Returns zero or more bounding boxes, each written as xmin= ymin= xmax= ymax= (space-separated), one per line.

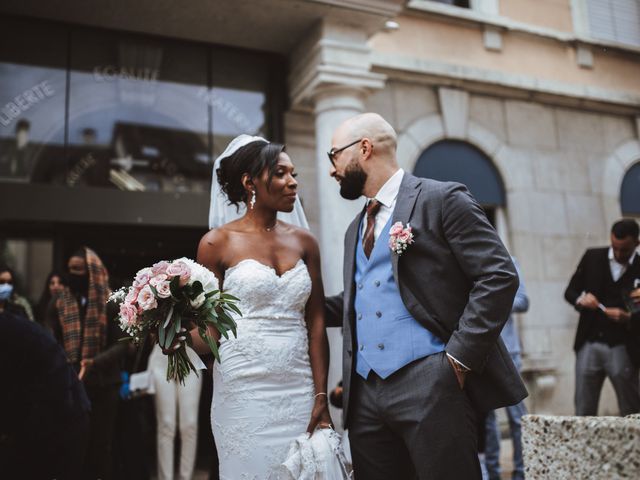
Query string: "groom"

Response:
xmin=324 ymin=113 xmax=527 ymax=479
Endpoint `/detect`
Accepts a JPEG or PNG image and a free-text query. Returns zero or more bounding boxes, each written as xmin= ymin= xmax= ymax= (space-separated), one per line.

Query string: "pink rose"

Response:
xmin=398 ymin=231 xmax=413 ymax=243
xmin=149 ymin=273 xmax=168 ymax=288
xmin=389 ymin=222 xmax=404 ymax=236
xmin=151 ymin=261 xmax=169 ymax=276
xmin=133 ymin=267 xmax=152 ymax=289
xmin=119 ymin=303 xmax=138 ymax=326
xmin=124 ymin=287 xmax=139 ymax=306
xmin=137 ymin=285 xmax=158 ymax=311
xmin=166 ymin=260 xmax=191 ymax=286
xmin=155 ymin=281 xmax=172 ymax=299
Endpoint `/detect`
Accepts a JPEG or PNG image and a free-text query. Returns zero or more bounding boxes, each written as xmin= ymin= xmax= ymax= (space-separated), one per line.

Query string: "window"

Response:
xmin=586 ymin=0 xmax=640 ymax=47
xmin=0 ymin=16 xmax=281 ymax=196
xmin=0 ymin=17 xmax=67 ymax=183
xmin=621 ymin=162 xmax=640 ymax=216
xmin=210 ymin=49 xmax=270 ymax=159
xmin=66 ymin=29 xmax=210 ymax=193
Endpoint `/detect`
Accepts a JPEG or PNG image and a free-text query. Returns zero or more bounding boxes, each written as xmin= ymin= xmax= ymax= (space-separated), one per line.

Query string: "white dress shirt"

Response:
xmin=609 ymin=247 xmax=637 ymax=282
xmin=360 ymin=168 xmax=404 ymax=242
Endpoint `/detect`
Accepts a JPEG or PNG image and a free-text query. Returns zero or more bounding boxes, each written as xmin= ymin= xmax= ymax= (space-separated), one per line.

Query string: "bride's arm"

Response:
xmin=186 ymin=229 xmax=226 ymax=355
xmin=301 ymin=231 xmax=333 ymax=433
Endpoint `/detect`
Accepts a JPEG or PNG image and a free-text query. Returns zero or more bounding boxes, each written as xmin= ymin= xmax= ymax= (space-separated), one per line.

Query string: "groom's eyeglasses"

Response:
xmin=327 ymin=139 xmax=362 ymax=167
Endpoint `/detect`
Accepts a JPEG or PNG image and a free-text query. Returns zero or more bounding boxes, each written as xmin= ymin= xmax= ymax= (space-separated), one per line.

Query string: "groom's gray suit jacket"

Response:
xmin=325 ymin=173 xmax=528 ymax=425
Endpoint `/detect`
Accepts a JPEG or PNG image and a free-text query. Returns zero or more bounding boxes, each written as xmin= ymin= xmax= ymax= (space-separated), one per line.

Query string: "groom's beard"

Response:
xmin=339 ymin=160 xmax=367 ymax=200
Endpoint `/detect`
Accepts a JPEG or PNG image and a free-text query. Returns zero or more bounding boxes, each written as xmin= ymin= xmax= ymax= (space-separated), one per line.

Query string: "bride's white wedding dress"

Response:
xmin=211 ymin=258 xmax=316 ymax=480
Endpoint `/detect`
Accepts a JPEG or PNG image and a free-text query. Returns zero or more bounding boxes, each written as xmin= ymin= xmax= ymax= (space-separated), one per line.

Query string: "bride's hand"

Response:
xmin=306 ymin=394 xmax=333 ymax=434
xmin=160 ymin=328 xmax=188 ymax=355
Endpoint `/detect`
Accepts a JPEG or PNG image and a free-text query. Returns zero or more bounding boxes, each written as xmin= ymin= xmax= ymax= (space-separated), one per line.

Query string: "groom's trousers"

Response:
xmin=348 ymin=351 xmax=481 ymax=480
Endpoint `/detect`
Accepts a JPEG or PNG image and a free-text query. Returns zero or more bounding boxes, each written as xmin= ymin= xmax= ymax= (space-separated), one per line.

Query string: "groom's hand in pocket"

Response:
xmin=446 ymin=354 xmax=468 ymax=389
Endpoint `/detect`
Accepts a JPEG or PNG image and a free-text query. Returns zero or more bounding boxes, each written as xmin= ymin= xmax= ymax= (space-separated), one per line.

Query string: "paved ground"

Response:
xmin=186 ymin=438 xmax=517 ymax=479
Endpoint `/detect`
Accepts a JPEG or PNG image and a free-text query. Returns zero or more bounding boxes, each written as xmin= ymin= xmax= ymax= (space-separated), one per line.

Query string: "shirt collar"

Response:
xmin=372 ymin=169 xmax=404 ymax=208
xmin=609 ymin=247 xmax=637 ymax=266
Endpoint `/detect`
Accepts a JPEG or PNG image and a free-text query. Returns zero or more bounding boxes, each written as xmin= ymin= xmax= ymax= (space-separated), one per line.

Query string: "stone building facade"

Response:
xmin=2 ymin=0 xmax=639 ymax=417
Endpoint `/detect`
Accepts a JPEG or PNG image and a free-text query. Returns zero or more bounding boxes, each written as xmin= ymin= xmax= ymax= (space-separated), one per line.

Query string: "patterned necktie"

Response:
xmin=363 ymin=199 xmax=382 ymax=259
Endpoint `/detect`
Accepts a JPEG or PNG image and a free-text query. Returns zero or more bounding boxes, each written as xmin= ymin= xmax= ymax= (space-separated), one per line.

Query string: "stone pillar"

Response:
xmin=289 ymin=18 xmax=387 ymax=294
xmin=312 ymin=86 xmax=368 ymax=294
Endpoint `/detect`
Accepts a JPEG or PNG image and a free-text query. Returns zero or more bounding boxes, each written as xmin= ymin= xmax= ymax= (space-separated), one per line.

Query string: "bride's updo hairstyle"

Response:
xmin=216 ymin=140 xmax=286 ymax=209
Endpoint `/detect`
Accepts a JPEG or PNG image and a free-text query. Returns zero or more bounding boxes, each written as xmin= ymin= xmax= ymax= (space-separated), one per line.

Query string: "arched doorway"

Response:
xmin=413 ymin=140 xmax=505 ymax=227
xmin=621 ymin=162 xmax=640 ymax=217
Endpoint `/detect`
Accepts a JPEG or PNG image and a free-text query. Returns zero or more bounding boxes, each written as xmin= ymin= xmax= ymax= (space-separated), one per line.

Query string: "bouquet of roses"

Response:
xmin=109 ymin=258 xmax=240 ymax=383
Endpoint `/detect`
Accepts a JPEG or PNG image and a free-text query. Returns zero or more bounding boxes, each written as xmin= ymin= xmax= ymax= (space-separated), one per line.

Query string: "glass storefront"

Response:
xmin=0 ymin=16 xmax=278 ymax=195
xmin=0 ymin=14 xmax=284 ymax=298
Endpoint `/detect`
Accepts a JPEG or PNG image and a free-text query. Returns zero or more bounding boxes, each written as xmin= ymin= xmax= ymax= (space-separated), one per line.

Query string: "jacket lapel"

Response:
xmin=390 ymin=173 xmax=422 ymax=283
xmin=344 ymin=208 xmax=365 ymax=326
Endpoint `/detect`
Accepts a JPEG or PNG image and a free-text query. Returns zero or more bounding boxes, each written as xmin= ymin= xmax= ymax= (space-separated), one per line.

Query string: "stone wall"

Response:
xmin=284 ymin=76 xmax=640 ymax=417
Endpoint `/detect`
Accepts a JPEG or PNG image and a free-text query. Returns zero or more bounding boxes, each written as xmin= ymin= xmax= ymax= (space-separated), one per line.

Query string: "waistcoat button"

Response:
xmin=359 ymin=344 xmax=364 ymax=351
xmin=374 ymin=280 xmax=380 ymax=287
xmin=357 ymin=313 xmax=362 ymax=320
xmin=377 ymin=343 xmax=385 ymax=350
xmin=376 ymin=311 xmax=382 ymax=318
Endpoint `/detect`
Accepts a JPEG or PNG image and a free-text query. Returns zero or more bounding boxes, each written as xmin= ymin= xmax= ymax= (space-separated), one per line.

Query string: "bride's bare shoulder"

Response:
xmin=284 ymin=223 xmax=319 ymax=252
xmin=197 ymin=227 xmax=232 ymax=266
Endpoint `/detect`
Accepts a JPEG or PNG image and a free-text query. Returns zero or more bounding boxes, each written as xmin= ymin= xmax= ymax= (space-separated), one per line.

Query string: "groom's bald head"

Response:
xmin=336 ymin=113 xmax=397 ymax=157
xmin=330 ymin=113 xmax=400 ymax=199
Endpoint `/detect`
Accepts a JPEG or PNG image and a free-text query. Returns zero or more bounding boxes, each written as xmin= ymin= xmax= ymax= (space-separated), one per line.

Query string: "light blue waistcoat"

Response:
xmin=355 ymin=215 xmax=445 ymax=379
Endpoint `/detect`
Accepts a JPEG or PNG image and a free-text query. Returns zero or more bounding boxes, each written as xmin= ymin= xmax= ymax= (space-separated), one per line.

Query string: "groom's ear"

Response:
xmin=361 ymin=138 xmax=373 ymax=159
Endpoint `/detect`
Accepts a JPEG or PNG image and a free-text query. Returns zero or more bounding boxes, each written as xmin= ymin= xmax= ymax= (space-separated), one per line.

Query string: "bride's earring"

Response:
xmin=250 ymin=190 xmax=256 ymax=210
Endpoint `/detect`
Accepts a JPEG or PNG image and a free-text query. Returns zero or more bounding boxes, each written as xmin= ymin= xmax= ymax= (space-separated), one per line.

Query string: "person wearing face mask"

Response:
xmin=46 ymin=247 xmax=127 ymax=480
xmin=0 ymin=265 xmax=33 ymax=321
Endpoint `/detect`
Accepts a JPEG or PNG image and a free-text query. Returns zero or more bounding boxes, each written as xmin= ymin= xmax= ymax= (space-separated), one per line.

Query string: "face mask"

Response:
xmin=68 ymin=274 xmax=89 ymax=294
xmin=0 ymin=283 xmax=14 ymax=301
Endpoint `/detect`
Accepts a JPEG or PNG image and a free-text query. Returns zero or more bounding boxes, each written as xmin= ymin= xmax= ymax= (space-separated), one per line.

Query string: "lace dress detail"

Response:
xmin=212 ymin=259 xmax=315 ymax=480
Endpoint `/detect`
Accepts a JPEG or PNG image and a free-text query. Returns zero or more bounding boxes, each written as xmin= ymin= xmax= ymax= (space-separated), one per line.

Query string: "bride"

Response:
xmin=186 ymin=135 xmax=333 ymax=479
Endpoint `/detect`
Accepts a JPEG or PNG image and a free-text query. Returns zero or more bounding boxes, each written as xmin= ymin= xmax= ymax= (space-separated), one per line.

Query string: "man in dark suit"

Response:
xmin=324 ymin=113 xmax=527 ymax=479
xmin=564 ymin=219 xmax=640 ymax=416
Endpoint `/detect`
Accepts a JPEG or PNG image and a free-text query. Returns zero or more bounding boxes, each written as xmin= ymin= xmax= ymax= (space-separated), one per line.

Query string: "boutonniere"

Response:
xmin=389 ymin=222 xmax=415 ymax=255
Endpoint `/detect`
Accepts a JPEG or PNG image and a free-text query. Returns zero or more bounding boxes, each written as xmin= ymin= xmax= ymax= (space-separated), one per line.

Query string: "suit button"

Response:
xmin=357 ymin=313 xmax=362 ymax=321
xmin=359 ymin=344 xmax=364 ymax=351
xmin=377 ymin=343 xmax=385 ymax=350
xmin=374 ymin=280 xmax=380 ymax=287
xmin=357 ymin=283 xmax=363 ymax=290
xmin=376 ymin=311 xmax=382 ymax=318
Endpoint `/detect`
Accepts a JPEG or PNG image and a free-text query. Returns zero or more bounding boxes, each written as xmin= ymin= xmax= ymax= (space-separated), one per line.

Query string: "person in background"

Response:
xmin=35 ymin=270 xmax=65 ymax=325
xmin=0 ymin=264 xmax=35 ymax=321
xmin=484 ymin=258 xmax=529 ymax=480
xmin=564 ymin=219 xmax=640 ymax=416
xmin=46 ymin=247 xmax=127 ymax=480
xmin=149 ymin=343 xmax=203 ymax=480
xmin=0 ymin=308 xmax=90 ymax=480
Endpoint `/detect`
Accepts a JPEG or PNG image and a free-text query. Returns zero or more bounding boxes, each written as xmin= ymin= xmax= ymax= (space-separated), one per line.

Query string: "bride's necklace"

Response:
xmin=265 ymin=222 xmax=278 ymax=232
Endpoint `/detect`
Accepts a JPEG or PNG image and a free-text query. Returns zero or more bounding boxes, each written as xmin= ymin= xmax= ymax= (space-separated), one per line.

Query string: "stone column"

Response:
xmin=289 ymin=18 xmax=387 ymax=294
xmin=312 ymin=86 xmax=367 ymax=294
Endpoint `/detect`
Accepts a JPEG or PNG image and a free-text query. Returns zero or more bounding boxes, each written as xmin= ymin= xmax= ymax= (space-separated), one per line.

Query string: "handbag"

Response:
xmin=282 ymin=427 xmax=353 ymax=479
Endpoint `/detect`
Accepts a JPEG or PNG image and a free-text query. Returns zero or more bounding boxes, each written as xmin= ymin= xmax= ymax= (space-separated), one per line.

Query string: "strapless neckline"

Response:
xmin=225 ymin=258 xmax=306 ymax=280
